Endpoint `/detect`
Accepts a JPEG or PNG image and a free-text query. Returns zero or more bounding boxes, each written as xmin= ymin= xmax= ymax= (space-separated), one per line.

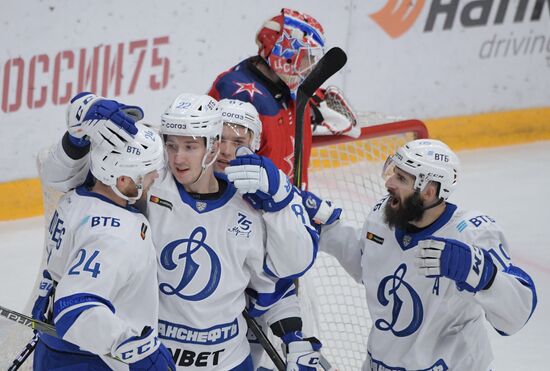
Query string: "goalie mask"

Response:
xmin=218 ymin=99 xmax=262 ymax=151
xmin=90 ymin=123 xmax=164 ymax=203
xmin=256 ymin=8 xmax=325 ymax=99
xmin=382 ymin=139 xmax=460 ymax=200
xmin=161 ymin=93 xmax=223 ymax=170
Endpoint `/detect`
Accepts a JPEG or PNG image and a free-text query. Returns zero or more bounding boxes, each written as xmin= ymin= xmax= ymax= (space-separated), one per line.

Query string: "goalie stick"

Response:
xmin=243 ymin=311 xmax=336 ymax=371
xmin=293 ymin=47 xmax=347 ymax=188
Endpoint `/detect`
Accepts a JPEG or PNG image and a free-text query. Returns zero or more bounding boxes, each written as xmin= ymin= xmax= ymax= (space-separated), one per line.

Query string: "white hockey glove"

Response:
xmin=416 ymin=236 xmax=496 ymax=293
xmin=225 ymin=147 xmax=293 ymax=212
xmin=112 ymin=326 xmax=176 ymax=371
xmin=66 ymin=92 xmax=142 ymax=148
xmin=282 ymin=331 xmax=322 ymax=371
xmin=310 ymin=86 xmax=359 ymax=138
xmin=300 ymin=189 xmax=341 ymax=232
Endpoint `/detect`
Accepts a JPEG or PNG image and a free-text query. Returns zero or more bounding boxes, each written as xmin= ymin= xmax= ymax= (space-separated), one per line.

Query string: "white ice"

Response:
xmin=1 ymin=141 xmax=548 ymax=370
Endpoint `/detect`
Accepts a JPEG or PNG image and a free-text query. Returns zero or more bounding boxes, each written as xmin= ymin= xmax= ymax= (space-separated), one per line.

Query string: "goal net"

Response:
xmin=0 ymin=114 xmax=427 ymax=370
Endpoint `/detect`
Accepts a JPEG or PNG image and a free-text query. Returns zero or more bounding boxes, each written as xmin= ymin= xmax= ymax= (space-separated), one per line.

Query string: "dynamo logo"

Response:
xmin=159 ymin=227 xmax=221 ymax=301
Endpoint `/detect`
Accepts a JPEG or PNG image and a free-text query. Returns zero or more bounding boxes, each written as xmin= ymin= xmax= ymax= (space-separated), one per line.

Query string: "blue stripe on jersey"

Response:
xmin=175 ymin=173 xmax=237 ymax=213
xmin=395 ymin=203 xmax=458 ymax=251
xmin=75 ymin=186 xmax=140 ymax=213
xmin=505 ymin=264 xmax=538 ymax=323
xmin=53 ymin=293 xmax=115 ymax=337
xmin=158 ymin=317 xmax=239 ymax=345
xmin=246 ymin=279 xmax=296 ymax=317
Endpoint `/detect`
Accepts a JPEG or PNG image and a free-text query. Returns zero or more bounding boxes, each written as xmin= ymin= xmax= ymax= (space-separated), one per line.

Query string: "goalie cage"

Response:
xmin=0 ymin=113 xmax=427 ymax=371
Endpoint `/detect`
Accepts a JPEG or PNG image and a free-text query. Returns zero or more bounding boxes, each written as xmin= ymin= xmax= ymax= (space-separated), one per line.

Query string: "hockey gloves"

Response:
xmin=66 ymin=92 xmax=142 ymax=148
xmin=113 ymin=326 xmax=175 ymax=371
xmin=416 ymin=236 xmax=496 ymax=292
xmin=282 ymin=331 xmax=322 ymax=371
xmin=31 ymin=270 xmax=55 ymax=323
xmin=300 ymin=190 xmax=341 ymax=232
xmin=225 ymin=147 xmax=293 ymax=212
xmin=310 ymin=86 xmax=359 ymax=138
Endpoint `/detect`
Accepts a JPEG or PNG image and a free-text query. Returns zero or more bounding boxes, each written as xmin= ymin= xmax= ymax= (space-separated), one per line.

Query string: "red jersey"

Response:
xmin=208 ymin=56 xmax=313 ymax=189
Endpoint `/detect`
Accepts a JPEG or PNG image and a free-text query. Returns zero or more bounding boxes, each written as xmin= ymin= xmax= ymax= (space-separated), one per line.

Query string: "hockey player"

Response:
xmin=208 ymin=8 xmax=357 ymax=189
xmin=32 ymin=120 xmax=174 ymax=370
xmin=40 ymin=92 xmax=323 ymax=370
xmin=318 ymin=139 xmax=537 ymax=370
xmin=216 ymin=98 xmax=334 ymax=370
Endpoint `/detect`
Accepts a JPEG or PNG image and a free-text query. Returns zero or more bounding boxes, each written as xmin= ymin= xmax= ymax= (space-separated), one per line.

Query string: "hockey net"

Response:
xmin=0 ymin=114 xmax=427 ymax=370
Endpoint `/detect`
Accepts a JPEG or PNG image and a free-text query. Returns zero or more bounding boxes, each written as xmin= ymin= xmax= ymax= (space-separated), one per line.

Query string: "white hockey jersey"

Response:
xmin=40 ymin=140 xmax=319 ymax=369
xmin=147 ymin=171 xmax=306 ymax=370
xmin=43 ymin=186 xmax=159 ymax=370
xmin=320 ymin=198 xmax=537 ymax=371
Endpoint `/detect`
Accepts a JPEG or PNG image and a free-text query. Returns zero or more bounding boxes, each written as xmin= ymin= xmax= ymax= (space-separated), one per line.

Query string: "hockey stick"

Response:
xmin=243 ymin=311 xmax=286 ymax=371
xmin=0 ymin=305 xmax=129 ymax=365
xmin=0 ymin=305 xmax=57 ymax=336
xmin=243 ymin=311 xmax=336 ymax=371
xmin=293 ymin=47 xmax=347 ymax=187
xmin=7 ymin=334 xmax=38 ymax=371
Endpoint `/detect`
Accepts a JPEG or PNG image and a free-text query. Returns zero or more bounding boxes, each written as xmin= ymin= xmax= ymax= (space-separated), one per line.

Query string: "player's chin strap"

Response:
xmin=422 ymin=197 xmax=444 ymax=211
xmin=189 ymin=148 xmax=221 ymax=187
xmin=111 ymin=180 xmax=143 ymax=205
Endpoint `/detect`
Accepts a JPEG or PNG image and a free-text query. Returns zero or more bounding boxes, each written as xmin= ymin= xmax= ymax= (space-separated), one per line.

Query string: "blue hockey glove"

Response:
xmin=282 ymin=331 xmax=322 ymax=371
xmin=112 ymin=326 xmax=175 ymax=371
xmin=66 ymin=92 xmax=141 ymax=148
xmin=225 ymin=147 xmax=293 ymax=212
xmin=300 ymin=189 xmax=341 ymax=231
xmin=31 ymin=270 xmax=54 ymax=323
xmin=416 ymin=236 xmax=496 ymax=292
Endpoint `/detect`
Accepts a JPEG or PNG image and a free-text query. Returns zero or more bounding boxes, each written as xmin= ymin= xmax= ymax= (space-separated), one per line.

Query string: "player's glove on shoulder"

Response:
xmin=282 ymin=331 xmax=322 ymax=371
xmin=300 ymin=189 xmax=341 ymax=232
xmin=112 ymin=326 xmax=175 ymax=371
xmin=66 ymin=92 xmax=142 ymax=148
xmin=416 ymin=236 xmax=496 ymax=292
xmin=225 ymin=147 xmax=293 ymax=212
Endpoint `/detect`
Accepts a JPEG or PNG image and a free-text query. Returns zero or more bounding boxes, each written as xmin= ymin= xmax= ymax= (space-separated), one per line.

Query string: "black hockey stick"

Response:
xmin=293 ymin=47 xmax=347 ymax=188
xmin=243 ymin=311 xmax=336 ymax=371
xmin=243 ymin=311 xmax=286 ymax=371
xmin=7 ymin=334 xmax=38 ymax=371
xmin=0 ymin=305 xmax=57 ymax=336
xmin=0 ymin=305 xmax=130 ymax=365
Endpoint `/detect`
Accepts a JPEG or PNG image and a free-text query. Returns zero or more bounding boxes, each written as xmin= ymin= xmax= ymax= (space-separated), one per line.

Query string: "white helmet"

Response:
xmin=218 ymin=99 xmax=262 ymax=151
xmin=160 ymin=93 xmax=223 ymax=155
xmin=90 ymin=122 xmax=164 ymax=203
xmin=384 ymin=139 xmax=460 ymax=200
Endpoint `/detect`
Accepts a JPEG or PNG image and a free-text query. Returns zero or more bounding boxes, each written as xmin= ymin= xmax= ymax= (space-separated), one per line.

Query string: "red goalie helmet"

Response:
xmin=256 ymin=8 xmax=326 ymax=98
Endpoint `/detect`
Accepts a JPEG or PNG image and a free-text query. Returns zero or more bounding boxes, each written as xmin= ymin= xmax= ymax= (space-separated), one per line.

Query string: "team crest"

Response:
xmin=402 ymin=235 xmax=412 ymax=246
xmin=196 ymin=201 xmax=207 ymax=212
xmin=233 ymin=82 xmax=263 ymax=100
